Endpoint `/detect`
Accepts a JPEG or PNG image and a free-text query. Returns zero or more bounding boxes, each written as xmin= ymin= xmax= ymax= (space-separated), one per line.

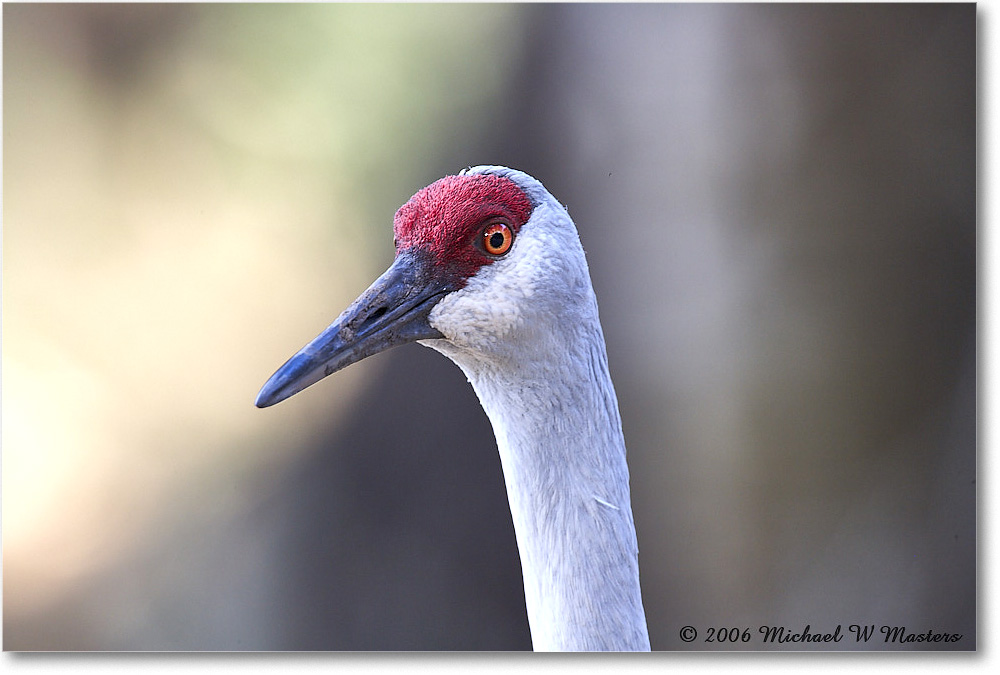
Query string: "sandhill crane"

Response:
xmin=256 ymin=166 xmax=650 ymax=651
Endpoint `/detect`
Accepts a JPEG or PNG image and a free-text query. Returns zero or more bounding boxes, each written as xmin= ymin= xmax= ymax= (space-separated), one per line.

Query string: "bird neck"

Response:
xmin=432 ymin=321 xmax=651 ymax=651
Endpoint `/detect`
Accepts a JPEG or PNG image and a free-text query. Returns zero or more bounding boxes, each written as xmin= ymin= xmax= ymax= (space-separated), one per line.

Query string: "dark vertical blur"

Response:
xmin=4 ymin=4 xmax=974 ymax=650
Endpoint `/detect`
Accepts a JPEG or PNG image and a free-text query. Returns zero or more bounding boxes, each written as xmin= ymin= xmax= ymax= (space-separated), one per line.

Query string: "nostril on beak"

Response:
xmin=357 ymin=306 xmax=388 ymax=332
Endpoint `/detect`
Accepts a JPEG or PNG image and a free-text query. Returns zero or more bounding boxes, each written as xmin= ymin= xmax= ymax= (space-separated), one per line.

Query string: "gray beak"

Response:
xmin=255 ymin=249 xmax=448 ymax=408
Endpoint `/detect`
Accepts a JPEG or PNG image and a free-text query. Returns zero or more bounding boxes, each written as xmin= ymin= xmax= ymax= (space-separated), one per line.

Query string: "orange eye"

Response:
xmin=482 ymin=222 xmax=514 ymax=256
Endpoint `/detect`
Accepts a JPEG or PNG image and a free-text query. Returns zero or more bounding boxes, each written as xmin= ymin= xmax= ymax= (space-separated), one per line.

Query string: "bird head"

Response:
xmin=255 ymin=165 xmax=592 ymax=408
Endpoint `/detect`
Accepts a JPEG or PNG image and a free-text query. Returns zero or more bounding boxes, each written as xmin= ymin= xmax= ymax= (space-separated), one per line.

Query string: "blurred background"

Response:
xmin=2 ymin=3 xmax=975 ymax=650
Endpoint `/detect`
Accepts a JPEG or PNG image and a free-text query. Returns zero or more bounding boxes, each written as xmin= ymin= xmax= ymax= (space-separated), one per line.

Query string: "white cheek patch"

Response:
xmin=428 ymin=251 xmax=532 ymax=349
xmin=427 ymin=198 xmax=584 ymax=358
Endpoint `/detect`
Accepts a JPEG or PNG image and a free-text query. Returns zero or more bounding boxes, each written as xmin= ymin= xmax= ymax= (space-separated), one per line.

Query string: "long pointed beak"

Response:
xmin=255 ymin=249 xmax=448 ymax=408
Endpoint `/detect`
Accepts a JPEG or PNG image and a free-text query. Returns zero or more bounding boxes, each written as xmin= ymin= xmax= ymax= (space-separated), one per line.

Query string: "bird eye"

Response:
xmin=482 ymin=222 xmax=514 ymax=256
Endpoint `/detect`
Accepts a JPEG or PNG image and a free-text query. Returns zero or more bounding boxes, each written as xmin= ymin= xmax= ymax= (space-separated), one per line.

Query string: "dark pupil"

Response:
xmin=489 ymin=232 xmax=505 ymax=250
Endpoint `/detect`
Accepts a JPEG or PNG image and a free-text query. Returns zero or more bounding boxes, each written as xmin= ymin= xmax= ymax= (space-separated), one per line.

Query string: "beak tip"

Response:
xmin=255 ymin=370 xmax=294 ymax=409
xmin=255 ymin=351 xmax=321 ymax=409
xmin=254 ymin=387 xmax=278 ymax=408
